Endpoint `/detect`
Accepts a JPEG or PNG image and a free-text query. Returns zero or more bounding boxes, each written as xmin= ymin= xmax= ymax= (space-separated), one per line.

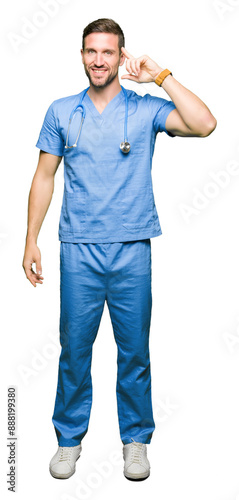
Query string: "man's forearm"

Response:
xmin=120 ymin=48 xmax=216 ymax=135
xmin=156 ymin=70 xmax=216 ymax=132
xmin=26 ymin=172 xmax=54 ymax=243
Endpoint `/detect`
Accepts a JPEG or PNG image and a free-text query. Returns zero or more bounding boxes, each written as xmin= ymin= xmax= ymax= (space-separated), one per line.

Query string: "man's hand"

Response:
xmin=22 ymin=240 xmax=44 ymax=287
xmin=121 ymin=47 xmax=163 ymax=83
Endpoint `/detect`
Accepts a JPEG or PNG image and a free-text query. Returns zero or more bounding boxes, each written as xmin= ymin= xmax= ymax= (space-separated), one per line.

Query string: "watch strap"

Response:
xmin=155 ymin=69 xmax=172 ymax=86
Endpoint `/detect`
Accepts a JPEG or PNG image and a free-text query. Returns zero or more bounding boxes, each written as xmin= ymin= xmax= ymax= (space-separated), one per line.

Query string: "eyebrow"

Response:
xmin=84 ymin=48 xmax=116 ymax=53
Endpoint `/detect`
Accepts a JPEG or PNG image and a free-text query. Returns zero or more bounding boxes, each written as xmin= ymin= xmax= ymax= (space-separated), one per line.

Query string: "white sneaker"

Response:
xmin=49 ymin=444 xmax=82 ymax=479
xmin=123 ymin=438 xmax=150 ymax=480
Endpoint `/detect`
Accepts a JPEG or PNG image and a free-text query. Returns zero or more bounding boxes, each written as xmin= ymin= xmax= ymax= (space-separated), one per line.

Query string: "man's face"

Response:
xmin=81 ymin=32 xmax=125 ymax=89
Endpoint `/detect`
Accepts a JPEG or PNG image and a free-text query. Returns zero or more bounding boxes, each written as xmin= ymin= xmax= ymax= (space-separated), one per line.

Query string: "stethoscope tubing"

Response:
xmin=65 ymin=85 xmax=130 ymax=152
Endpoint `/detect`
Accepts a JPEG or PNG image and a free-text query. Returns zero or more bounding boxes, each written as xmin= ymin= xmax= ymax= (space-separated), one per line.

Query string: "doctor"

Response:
xmin=22 ymin=18 xmax=217 ymax=481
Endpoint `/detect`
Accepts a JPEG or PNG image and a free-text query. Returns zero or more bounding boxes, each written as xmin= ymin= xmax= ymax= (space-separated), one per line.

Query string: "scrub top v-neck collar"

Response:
xmin=84 ymin=88 xmax=124 ymax=122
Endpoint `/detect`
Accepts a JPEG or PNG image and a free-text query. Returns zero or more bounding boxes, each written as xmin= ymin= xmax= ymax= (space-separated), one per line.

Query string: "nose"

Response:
xmin=94 ymin=52 xmax=105 ymax=67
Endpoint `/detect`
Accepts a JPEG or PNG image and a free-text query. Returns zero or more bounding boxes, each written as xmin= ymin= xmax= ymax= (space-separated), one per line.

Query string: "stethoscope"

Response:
xmin=65 ymin=85 xmax=131 ymax=154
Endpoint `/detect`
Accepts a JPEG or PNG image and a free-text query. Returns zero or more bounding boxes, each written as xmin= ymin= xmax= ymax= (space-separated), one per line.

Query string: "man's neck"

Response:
xmin=87 ymin=79 xmax=122 ymax=107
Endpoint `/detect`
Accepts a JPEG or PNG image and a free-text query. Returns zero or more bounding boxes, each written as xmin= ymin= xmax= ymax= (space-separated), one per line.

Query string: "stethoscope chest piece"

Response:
xmin=120 ymin=141 xmax=131 ymax=154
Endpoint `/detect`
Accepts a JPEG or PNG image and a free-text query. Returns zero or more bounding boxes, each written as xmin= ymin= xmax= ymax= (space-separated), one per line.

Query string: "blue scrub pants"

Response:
xmin=52 ymin=239 xmax=155 ymax=446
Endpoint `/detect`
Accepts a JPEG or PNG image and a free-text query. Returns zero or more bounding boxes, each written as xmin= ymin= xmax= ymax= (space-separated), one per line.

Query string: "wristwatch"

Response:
xmin=155 ymin=69 xmax=172 ymax=86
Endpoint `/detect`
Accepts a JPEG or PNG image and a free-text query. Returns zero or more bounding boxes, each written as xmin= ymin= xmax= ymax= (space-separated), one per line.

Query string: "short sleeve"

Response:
xmin=145 ymin=94 xmax=176 ymax=137
xmin=36 ymin=101 xmax=64 ymax=156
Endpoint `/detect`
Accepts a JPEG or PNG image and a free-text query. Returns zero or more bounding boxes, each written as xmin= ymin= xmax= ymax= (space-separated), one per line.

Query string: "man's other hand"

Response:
xmin=22 ymin=241 xmax=44 ymax=287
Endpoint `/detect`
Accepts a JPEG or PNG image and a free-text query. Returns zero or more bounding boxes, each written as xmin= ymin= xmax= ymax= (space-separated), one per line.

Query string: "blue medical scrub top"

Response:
xmin=36 ymin=87 xmax=176 ymax=243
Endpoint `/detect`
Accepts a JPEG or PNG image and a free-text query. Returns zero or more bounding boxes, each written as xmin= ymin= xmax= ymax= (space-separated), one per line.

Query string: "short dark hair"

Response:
xmin=82 ymin=18 xmax=125 ymax=53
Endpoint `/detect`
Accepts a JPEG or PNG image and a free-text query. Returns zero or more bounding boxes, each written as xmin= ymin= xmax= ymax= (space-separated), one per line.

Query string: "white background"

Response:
xmin=1 ymin=0 xmax=239 ymax=499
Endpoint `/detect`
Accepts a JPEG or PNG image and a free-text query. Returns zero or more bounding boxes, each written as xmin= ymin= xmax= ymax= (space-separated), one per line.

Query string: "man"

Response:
xmin=22 ymin=18 xmax=216 ymax=481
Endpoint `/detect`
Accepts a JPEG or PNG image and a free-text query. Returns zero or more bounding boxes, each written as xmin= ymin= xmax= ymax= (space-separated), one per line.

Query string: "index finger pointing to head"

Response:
xmin=121 ymin=47 xmax=134 ymax=59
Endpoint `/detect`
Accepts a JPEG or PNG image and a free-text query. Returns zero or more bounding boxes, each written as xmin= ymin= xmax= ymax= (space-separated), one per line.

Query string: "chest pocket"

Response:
xmin=125 ymin=118 xmax=146 ymax=156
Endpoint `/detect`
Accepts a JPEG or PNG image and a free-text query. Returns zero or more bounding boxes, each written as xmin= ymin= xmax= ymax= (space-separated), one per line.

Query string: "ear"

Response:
xmin=119 ymin=52 xmax=126 ymax=67
xmin=80 ymin=48 xmax=84 ymax=62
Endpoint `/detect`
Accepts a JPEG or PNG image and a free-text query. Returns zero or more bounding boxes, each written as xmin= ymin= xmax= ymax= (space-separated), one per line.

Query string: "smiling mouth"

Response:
xmin=91 ymin=68 xmax=108 ymax=74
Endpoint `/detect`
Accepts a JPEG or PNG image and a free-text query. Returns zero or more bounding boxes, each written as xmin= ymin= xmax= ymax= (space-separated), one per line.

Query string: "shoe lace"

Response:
xmin=59 ymin=447 xmax=73 ymax=462
xmin=129 ymin=438 xmax=144 ymax=464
